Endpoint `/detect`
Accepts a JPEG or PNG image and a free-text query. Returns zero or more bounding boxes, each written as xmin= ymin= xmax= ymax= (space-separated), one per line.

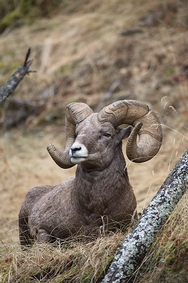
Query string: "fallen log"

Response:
xmin=102 ymin=150 xmax=188 ymax=283
xmin=0 ymin=48 xmax=36 ymax=104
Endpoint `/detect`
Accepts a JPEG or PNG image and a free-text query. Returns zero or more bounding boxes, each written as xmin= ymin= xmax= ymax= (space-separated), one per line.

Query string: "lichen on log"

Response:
xmin=0 ymin=48 xmax=35 ymax=104
xmin=102 ymin=150 xmax=188 ymax=283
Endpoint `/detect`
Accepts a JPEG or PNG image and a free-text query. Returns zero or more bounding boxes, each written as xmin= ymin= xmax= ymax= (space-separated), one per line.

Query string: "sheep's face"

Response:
xmin=69 ymin=114 xmax=132 ymax=170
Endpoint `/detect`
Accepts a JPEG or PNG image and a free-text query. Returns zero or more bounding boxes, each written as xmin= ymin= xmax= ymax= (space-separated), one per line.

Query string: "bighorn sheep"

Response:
xmin=19 ymin=100 xmax=162 ymax=247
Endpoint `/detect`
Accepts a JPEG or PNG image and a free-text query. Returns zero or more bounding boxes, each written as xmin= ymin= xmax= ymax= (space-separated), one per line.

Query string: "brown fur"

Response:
xmin=19 ymin=117 xmax=136 ymax=247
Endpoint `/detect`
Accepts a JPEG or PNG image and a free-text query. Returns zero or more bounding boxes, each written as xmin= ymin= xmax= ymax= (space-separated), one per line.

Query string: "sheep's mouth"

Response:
xmin=70 ymin=156 xmax=87 ymax=164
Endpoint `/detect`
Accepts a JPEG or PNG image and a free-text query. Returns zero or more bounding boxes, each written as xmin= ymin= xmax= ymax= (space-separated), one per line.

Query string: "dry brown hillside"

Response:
xmin=0 ymin=0 xmax=188 ymax=282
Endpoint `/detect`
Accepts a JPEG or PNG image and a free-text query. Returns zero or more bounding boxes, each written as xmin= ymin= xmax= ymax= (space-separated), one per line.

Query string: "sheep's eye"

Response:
xmin=98 ymin=132 xmax=112 ymax=140
xmin=102 ymin=133 xmax=111 ymax=138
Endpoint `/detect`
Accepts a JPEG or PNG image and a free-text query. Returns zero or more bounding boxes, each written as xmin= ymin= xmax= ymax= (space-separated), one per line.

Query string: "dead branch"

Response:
xmin=0 ymin=48 xmax=36 ymax=104
xmin=102 ymin=150 xmax=188 ymax=283
xmin=2 ymin=98 xmax=45 ymax=128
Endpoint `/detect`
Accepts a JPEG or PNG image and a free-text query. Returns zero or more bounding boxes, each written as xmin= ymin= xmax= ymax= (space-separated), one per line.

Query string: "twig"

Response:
xmin=101 ymin=150 xmax=188 ymax=283
xmin=0 ymin=48 xmax=36 ymax=104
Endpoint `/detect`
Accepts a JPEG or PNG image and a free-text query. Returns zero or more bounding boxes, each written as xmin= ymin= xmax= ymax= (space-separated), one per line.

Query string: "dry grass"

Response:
xmin=0 ymin=0 xmax=188 ymax=282
xmin=0 ymin=233 xmax=126 ymax=283
xmin=132 ymin=193 xmax=188 ymax=283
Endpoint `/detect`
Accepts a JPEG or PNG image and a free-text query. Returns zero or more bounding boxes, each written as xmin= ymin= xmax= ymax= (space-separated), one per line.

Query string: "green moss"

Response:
xmin=59 ymin=60 xmax=81 ymax=76
xmin=165 ymin=253 xmax=176 ymax=266
xmin=0 ymin=61 xmax=20 ymax=78
xmin=0 ymin=61 xmax=6 ymax=69
xmin=162 ymin=66 xmax=176 ymax=78
xmin=81 ymin=269 xmax=95 ymax=282
xmin=0 ymin=0 xmax=63 ymax=34
xmin=0 ymin=8 xmax=23 ymax=33
xmin=136 ymin=237 xmax=188 ymax=283
xmin=157 ymin=251 xmax=188 ymax=283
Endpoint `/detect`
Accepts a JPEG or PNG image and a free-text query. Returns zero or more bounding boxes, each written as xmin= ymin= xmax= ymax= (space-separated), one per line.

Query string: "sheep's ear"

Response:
xmin=117 ymin=125 xmax=133 ymax=141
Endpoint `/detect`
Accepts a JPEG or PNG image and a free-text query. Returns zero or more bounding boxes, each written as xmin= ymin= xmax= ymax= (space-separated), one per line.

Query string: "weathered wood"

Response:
xmin=0 ymin=48 xmax=36 ymax=104
xmin=102 ymin=150 xmax=188 ymax=283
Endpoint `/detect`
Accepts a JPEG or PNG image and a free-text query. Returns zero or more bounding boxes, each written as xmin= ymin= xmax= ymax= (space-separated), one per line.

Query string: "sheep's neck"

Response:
xmin=75 ymin=145 xmax=128 ymax=182
xmin=73 ymin=145 xmax=132 ymax=215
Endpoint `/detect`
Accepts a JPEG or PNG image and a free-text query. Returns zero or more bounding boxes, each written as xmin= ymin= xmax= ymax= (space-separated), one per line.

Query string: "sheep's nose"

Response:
xmin=71 ymin=146 xmax=81 ymax=154
xmin=69 ymin=142 xmax=88 ymax=160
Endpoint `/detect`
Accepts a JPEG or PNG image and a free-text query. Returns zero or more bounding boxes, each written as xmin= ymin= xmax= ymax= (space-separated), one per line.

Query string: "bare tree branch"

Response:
xmin=0 ymin=48 xmax=36 ymax=104
xmin=102 ymin=150 xmax=188 ymax=283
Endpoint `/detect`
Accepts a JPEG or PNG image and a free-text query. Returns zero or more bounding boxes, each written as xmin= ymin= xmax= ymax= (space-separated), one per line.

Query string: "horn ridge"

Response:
xmin=67 ymin=102 xmax=93 ymax=124
xmin=47 ymin=103 xmax=93 ymax=169
xmin=98 ymin=100 xmax=162 ymax=162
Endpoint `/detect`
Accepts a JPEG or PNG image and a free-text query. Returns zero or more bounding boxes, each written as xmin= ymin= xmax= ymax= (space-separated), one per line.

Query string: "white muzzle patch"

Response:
xmin=69 ymin=141 xmax=88 ymax=164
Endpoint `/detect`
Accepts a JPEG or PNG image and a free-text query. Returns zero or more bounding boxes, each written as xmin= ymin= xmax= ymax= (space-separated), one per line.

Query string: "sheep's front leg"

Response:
xmin=37 ymin=229 xmax=51 ymax=243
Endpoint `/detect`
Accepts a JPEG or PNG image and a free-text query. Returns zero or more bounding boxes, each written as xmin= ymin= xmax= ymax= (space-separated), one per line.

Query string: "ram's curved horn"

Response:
xmin=98 ymin=100 xmax=162 ymax=162
xmin=47 ymin=103 xmax=93 ymax=168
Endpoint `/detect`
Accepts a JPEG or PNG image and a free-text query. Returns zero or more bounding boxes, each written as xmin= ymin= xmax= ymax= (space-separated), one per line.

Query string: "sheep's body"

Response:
xmin=19 ymin=131 xmax=136 ymax=245
xmin=19 ymin=100 xmax=162 ymax=247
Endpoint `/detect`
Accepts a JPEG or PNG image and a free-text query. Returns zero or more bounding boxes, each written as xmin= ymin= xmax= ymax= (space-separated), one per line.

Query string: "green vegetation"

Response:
xmin=0 ymin=0 xmax=63 ymax=33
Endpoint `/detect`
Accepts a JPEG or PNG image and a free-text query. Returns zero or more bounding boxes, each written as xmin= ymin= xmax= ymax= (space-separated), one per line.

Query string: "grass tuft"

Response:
xmin=1 ymin=233 xmax=125 ymax=282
